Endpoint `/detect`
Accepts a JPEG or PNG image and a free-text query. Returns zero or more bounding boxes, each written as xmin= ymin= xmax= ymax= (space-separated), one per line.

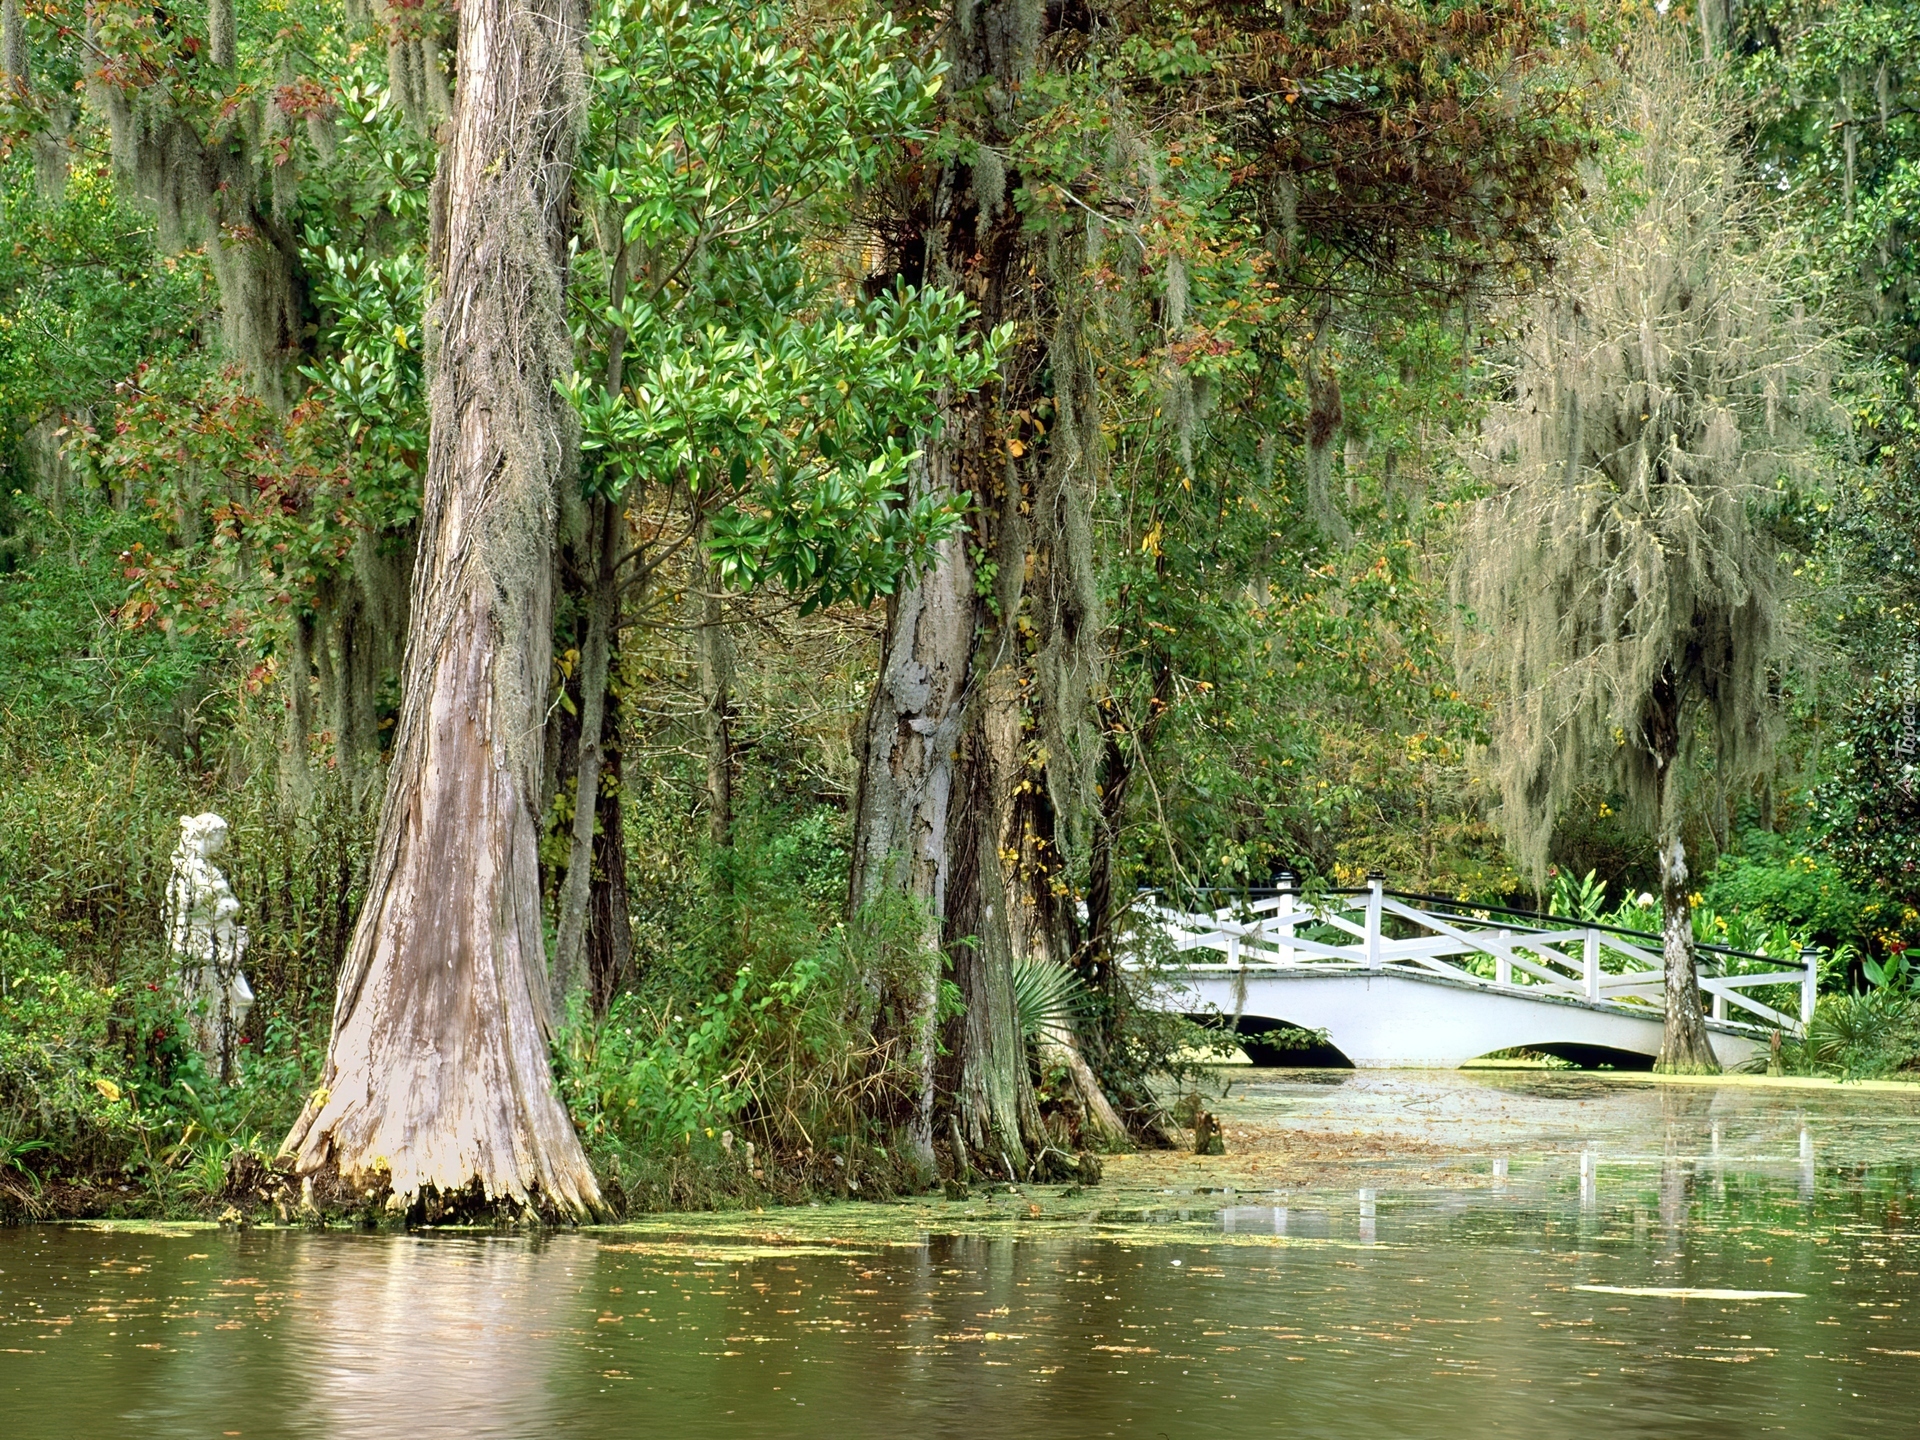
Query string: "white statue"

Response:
xmin=164 ymin=813 xmax=255 ymax=1081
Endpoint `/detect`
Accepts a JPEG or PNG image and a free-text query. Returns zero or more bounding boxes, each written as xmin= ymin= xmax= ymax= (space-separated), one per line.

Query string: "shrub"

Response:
xmin=1801 ymin=988 xmax=1920 ymax=1080
xmin=1705 ymin=830 xmax=1870 ymax=953
xmin=0 ymin=929 xmax=142 ymax=1175
xmin=1813 ymin=685 xmax=1920 ymax=956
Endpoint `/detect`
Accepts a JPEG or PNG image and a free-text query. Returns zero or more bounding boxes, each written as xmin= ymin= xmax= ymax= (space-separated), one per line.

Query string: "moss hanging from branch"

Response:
xmin=1029 ymin=224 xmax=1108 ymax=877
xmin=1454 ymin=36 xmax=1849 ymax=1070
xmin=207 ymin=0 xmax=236 ymax=70
xmin=2 ymin=0 xmax=24 ymax=84
xmin=1455 ymin=40 xmax=1840 ymax=877
xmin=91 ymin=60 xmax=305 ymax=406
xmin=377 ymin=0 xmax=452 ymax=133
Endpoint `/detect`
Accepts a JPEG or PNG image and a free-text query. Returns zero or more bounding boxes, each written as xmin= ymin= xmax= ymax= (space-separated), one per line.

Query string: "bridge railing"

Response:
xmin=1138 ymin=874 xmax=1817 ymax=1033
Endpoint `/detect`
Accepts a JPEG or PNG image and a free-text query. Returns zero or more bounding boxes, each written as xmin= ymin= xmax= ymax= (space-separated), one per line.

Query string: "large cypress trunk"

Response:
xmin=847 ymin=458 xmax=974 ymax=1175
xmin=942 ymin=652 xmax=1050 ymax=1173
xmin=849 ymin=82 xmax=1034 ymax=1175
xmin=281 ymin=0 xmax=601 ymax=1216
xmin=849 ymin=0 xmax=1112 ymax=1179
xmin=849 ymin=442 xmax=1055 ymax=1177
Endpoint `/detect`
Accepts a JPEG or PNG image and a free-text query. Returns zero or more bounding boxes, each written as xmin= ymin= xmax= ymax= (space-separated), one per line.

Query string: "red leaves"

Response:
xmin=83 ymin=364 xmax=398 ymax=655
xmin=1174 ymin=0 xmax=1596 ymax=298
xmin=273 ymin=74 xmax=334 ymax=121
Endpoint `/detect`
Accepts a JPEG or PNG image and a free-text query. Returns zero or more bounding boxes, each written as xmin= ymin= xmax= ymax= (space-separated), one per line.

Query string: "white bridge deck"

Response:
xmin=1131 ymin=880 xmax=1816 ymax=1069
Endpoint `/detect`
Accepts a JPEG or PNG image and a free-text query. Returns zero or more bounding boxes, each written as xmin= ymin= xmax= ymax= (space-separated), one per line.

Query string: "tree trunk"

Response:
xmin=280 ymin=610 xmax=317 ymax=810
xmin=1647 ymin=667 xmax=1718 ymax=1074
xmin=942 ymin=658 xmax=1049 ymax=1175
xmin=585 ymin=713 xmax=633 ymax=1016
xmin=281 ymin=0 xmax=600 ymax=1217
xmin=847 ymin=458 xmax=973 ymax=1177
xmin=538 ymin=538 xmax=631 ymax=1022
xmin=1655 ymin=822 xmax=1718 ymax=1072
xmin=551 ymin=494 xmax=620 ymax=1013
xmin=847 ymin=0 xmax=1128 ymax=1180
xmin=698 ymin=546 xmax=735 ymax=854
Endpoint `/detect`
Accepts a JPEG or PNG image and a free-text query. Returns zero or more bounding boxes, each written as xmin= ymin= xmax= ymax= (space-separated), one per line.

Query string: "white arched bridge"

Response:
xmin=1131 ymin=877 xmax=1817 ymax=1070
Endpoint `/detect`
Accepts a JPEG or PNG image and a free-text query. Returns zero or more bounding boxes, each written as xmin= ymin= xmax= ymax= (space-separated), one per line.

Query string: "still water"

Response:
xmin=5 ymin=1073 xmax=1920 ymax=1438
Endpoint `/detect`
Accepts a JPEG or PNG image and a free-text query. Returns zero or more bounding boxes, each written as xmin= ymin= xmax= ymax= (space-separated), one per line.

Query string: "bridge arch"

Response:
xmin=1164 ymin=970 xmax=1767 ymax=1070
xmin=1507 ymin=1041 xmax=1655 ymax=1071
xmin=1191 ymin=1014 xmax=1354 ymax=1067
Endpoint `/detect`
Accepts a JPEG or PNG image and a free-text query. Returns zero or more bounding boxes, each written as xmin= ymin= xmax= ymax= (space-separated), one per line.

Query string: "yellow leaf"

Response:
xmin=94 ymin=1077 xmax=121 ymax=1102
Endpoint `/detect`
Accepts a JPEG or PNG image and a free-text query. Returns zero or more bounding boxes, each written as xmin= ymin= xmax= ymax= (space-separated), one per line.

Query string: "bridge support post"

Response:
xmin=1276 ymin=872 xmax=1296 ymax=967
xmin=1800 ymin=946 xmax=1819 ymax=1030
xmin=1584 ymin=928 xmax=1600 ymax=1001
xmin=1365 ymin=871 xmax=1384 ymax=969
xmin=1495 ymin=931 xmax=1511 ymax=988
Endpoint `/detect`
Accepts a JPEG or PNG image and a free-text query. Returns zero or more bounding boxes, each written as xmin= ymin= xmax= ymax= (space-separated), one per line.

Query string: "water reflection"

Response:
xmin=283 ymin=1236 xmax=562 ymax=1437
xmin=1220 ymin=1205 xmax=1289 ymax=1235
xmin=8 ymin=1072 xmax=1920 ymax=1439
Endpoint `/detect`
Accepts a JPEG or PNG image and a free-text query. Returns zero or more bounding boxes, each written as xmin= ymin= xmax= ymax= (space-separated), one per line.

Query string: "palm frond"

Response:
xmin=1009 ymin=955 xmax=1088 ymax=1043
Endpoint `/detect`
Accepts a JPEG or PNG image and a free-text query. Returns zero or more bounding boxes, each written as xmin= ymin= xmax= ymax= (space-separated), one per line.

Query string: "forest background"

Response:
xmin=0 ymin=0 xmax=1916 ymax=1217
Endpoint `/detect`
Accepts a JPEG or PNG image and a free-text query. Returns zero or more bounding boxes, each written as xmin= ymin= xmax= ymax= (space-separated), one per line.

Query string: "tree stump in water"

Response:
xmin=1192 ymin=1112 xmax=1226 ymax=1156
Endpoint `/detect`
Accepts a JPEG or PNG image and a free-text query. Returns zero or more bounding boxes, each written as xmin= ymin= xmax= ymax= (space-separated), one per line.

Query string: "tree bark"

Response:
xmin=698 ymin=547 xmax=735 ymax=854
xmin=1655 ymin=824 xmax=1718 ymax=1072
xmin=847 ymin=0 xmax=1121 ymax=1180
xmin=281 ymin=0 xmax=600 ymax=1216
xmin=551 ymin=494 xmax=620 ymax=1013
xmin=585 ymin=712 xmax=632 ymax=1016
xmin=847 ymin=457 xmax=973 ymax=1176
xmin=1648 ymin=667 xmax=1719 ymax=1074
xmin=943 ymin=658 xmax=1049 ymax=1174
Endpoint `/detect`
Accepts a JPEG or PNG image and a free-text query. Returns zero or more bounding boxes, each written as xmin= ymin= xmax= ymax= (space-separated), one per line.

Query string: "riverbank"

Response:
xmin=576 ymin=1065 xmax=1920 ymax=1244
xmin=28 ymin=1066 xmax=1912 ymax=1236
